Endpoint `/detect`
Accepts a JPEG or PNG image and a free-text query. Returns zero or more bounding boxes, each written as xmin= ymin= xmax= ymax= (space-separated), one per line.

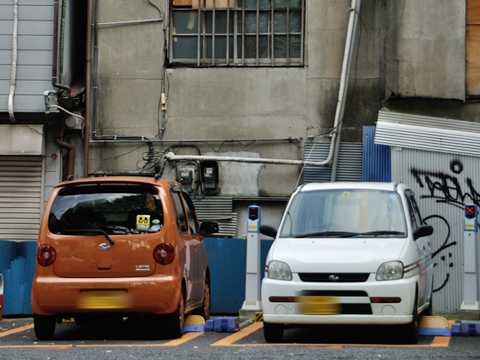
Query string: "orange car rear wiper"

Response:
xmin=61 ymin=229 xmax=115 ymax=245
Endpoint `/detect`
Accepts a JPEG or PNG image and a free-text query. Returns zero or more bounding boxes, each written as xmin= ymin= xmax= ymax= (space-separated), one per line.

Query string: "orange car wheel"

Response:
xmin=193 ymin=279 xmax=210 ymax=320
xmin=167 ymin=288 xmax=185 ymax=339
xmin=34 ymin=314 xmax=56 ymax=340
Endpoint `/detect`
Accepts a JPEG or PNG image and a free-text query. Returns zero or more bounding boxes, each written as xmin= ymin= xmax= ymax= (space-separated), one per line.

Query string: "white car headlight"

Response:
xmin=267 ymin=260 xmax=292 ymax=281
xmin=376 ymin=261 xmax=404 ymax=281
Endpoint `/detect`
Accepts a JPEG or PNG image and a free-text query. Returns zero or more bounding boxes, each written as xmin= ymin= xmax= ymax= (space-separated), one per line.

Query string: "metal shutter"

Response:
xmin=192 ymin=196 xmax=237 ymax=237
xmin=303 ymin=142 xmax=363 ymax=184
xmin=0 ymin=156 xmax=43 ymax=241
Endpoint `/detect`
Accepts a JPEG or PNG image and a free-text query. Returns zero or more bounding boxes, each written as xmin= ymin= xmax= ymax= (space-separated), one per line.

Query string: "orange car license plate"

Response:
xmin=77 ymin=291 xmax=132 ymax=309
xmin=298 ymin=296 xmax=341 ymax=315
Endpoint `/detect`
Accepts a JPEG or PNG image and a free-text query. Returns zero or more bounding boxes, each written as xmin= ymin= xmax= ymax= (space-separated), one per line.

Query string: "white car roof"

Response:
xmin=297 ymin=182 xmax=409 ymax=193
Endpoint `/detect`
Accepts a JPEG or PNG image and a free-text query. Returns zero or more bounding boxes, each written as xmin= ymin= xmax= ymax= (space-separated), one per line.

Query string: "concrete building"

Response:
xmin=1 ymin=0 xmax=480 ymax=315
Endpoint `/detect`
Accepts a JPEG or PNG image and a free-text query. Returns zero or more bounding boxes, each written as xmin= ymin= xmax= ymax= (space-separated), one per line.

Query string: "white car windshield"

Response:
xmin=280 ymin=189 xmax=407 ymax=238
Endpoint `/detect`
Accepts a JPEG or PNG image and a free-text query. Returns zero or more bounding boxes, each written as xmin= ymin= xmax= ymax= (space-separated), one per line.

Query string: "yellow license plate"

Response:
xmin=77 ymin=291 xmax=132 ymax=310
xmin=298 ymin=296 xmax=341 ymax=315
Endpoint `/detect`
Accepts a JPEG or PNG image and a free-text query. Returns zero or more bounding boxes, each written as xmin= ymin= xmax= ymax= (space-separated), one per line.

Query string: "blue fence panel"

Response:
xmin=0 ymin=240 xmax=36 ymax=316
xmin=363 ymin=126 xmax=391 ymax=182
xmin=204 ymin=237 xmax=274 ymax=314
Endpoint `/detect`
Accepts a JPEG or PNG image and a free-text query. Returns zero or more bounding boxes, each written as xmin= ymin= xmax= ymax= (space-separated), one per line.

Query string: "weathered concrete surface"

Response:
xmin=91 ymin=0 xmax=386 ymax=183
xmin=88 ymin=0 xmax=480 ymax=237
xmin=385 ymin=0 xmax=466 ymax=101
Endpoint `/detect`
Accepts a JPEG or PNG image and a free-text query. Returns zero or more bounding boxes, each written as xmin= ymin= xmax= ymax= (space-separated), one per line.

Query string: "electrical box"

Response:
xmin=201 ymin=161 xmax=218 ymax=193
xmin=177 ymin=166 xmax=197 ymax=193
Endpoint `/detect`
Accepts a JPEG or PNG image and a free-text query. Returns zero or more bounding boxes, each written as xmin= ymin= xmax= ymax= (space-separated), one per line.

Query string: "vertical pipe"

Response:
xmin=242 ymin=0 xmax=245 ymax=64
xmin=197 ymin=0 xmax=201 ymax=66
xmin=84 ymin=0 xmax=93 ymax=177
xmin=8 ymin=0 xmax=18 ymax=123
xmin=53 ymin=126 xmax=75 ymax=180
xmin=212 ymin=0 xmax=216 ymax=65
xmin=271 ymin=0 xmax=274 ymax=66
xmin=300 ymin=0 xmax=304 ymax=65
xmin=330 ymin=0 xmax=361 ymax=182
xmin=286 ymin=0 xmax=290 ymax=66
xmin=52 ymin=0 xmax=60 ymax=86
xmin=256 ymin=0 xmax=259 ymax=66
xmin=226 ymin=0 xmax=230 ymax=64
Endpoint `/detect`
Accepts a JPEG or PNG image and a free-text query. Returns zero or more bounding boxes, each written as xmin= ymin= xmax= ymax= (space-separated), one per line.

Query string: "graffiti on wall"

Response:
xmin=411 ymin=159 xmax=480 ymax=209
xmin=410 ymin=159 xmax=479 ymax=293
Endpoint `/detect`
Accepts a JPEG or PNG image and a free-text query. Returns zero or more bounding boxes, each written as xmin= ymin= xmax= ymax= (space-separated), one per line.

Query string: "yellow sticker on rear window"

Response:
xmin=136 ymin=214 xmax=150 ymax=231
xmin=343 ymin=191 xmax=350 ymax=196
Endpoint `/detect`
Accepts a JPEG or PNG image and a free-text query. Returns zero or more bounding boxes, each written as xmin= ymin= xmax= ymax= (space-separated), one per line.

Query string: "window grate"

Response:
xmin=170 ymin=0 xmax=305 ymax=67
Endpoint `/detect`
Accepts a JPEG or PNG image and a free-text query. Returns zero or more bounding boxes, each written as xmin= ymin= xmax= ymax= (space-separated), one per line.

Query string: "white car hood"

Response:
xmin=269 ymin=238 xmax=408 ymax=273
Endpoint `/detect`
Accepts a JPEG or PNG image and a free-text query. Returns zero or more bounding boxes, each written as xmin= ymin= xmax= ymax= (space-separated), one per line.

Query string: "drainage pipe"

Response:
xmin=8 ymin=0 xmax=18 ymax=123
xmin=89 ymin=137 xmax=302 ymax=144
xmin=53 ymin=127 xmax=75 ymax=180
xmin=164 ymin=154 xmax=332 ymax=167
xmin=330 ymin=0 xmax=362 ymax=181
xmin=85 ymin=0 xmax=93 ymax=177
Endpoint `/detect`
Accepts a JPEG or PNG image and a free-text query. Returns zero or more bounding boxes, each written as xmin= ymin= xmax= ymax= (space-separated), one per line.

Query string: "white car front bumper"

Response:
xmin=261 ymin=273 xmax=417 ymax=325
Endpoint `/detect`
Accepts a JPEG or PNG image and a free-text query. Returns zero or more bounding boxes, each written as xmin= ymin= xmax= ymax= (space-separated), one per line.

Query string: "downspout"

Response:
xmin=330 ymin=0 xmax=362 ymax=181
xmin=52 ymin=0 xmax=60 ymax=87
xmin=8 ymin=0 xmax=18 ymax=123
xmin=85 ymin=0 xmax=93 ymax=177
xmin=52 ymin=127 xmax=75 ymax=180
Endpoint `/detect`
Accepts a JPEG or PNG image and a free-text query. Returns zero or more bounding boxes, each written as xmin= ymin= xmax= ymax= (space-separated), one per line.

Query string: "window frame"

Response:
xmin=170 ymin=188 xmax=189 ymax=234
xmin=405 ymin=190 xmax=423 ymax=234
xmin=181 ymin=190 xmax=201 ymax=234
xmin=169 ymin=0 xmax=306 ymax=67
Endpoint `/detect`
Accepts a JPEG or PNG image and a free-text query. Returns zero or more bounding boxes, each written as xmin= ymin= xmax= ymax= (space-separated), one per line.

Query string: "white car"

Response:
xmin=260 ymin=182 xmax=434 ymax=344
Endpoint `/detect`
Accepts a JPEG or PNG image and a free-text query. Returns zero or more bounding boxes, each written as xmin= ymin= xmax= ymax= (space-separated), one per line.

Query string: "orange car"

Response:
xmin=31 ymin=177 xmax=218 ymax=340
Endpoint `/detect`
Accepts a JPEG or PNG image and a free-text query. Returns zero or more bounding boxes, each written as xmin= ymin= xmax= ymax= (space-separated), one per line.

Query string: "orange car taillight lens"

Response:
xmin=153 ymin=243 xmax=175 ymax=265
xmin=37 ymin=244 xmax=57 ymax=266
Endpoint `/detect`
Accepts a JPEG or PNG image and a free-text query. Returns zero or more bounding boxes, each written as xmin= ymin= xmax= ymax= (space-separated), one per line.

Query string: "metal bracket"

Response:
xmin=44 ymin=90 xmax=60 ymax=114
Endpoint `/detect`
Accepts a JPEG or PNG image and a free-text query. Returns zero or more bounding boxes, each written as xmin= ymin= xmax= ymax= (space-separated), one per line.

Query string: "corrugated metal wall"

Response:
xmin=204 ymin=237 xmax=273 ymax=314
xmin=391 ymin=147 xmax=477 ymax=315
xmin=362 ymin=126 xmax=391 ymax=182
xmin=0 ymin=0 xmax=54 ymax=112
xmin=0 ymin=156 xmax=43 ymax=241
xmin=375 ymin=110 xmax=480 ymax=315
xmin=193 ymin=197 xmax=238 ymax=237
xmin=0 ymin=240 xmax=36 ymax=316
xmin=304 ymin=142 xmax=363 ymax=183
xmin=376 ymin=110 xmax=480 ymax=158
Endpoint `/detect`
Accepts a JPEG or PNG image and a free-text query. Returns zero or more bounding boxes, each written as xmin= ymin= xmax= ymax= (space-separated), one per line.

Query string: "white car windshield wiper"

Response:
xmin=340 ymin=230 xmax=405 ymax=238
xmin=294 ymin=231 xmax=358 ymax=238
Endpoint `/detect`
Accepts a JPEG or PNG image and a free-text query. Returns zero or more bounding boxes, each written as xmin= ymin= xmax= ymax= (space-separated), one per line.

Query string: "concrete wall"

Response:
xmin=89 ymin=0 xmax=386 ymax=197
xmin=385 ymin=0 xmax=466 ymax=101
xmin=87 ymin=0 xmax=478 ymax=237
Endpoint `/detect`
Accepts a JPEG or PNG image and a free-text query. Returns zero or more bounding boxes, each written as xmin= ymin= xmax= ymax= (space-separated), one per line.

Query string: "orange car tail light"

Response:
xmin=37 ymin=244 xmax=57 ymax=266
xmin=153 ymin=243 xmax=175 ymax=265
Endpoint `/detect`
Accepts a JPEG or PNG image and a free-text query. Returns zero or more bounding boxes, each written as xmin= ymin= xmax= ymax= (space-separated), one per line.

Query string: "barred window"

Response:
xmin=170 ymin=0 xmax=305 ymax=66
